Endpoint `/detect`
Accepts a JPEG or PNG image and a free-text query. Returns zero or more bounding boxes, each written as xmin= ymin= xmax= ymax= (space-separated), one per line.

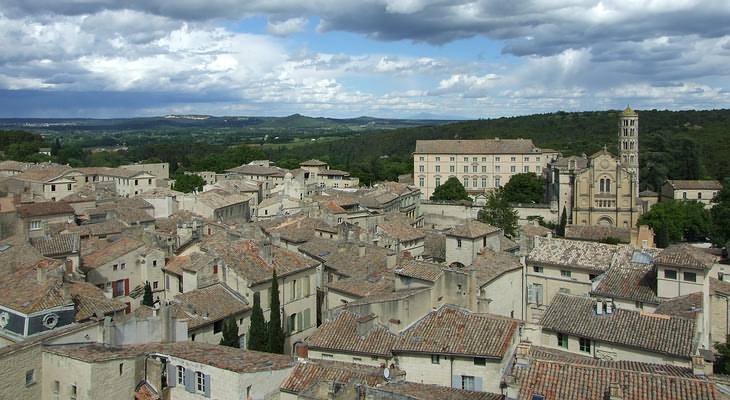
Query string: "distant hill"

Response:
xmin=0 ymin=114 xmax=457 ymax=134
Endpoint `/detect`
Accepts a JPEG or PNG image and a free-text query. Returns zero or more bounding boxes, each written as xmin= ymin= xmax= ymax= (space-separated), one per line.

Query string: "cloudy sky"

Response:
xmin=1 ymin=0 xmax=729 ymax=118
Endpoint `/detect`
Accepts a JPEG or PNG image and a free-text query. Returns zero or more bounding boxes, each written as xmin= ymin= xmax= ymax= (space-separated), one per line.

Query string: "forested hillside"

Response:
xmin=265 ymin=109 xmax=730 ymax=190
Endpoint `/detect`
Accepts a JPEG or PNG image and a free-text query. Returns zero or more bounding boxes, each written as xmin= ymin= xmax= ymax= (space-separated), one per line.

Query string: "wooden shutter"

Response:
xmin=203 ymin=374 xmax=211 ymax=398
xmin=166 ymin=364 xmax=176 ymax=388
xmin=474 ymin=377 xmax=483 ymax=392
xmin=124 ymin=279 xmax=130 ymax=296
xmin=302 ymin=309 xmax=311 ymax=330
xmin=184 ymin=369 xmax=194 ymax=392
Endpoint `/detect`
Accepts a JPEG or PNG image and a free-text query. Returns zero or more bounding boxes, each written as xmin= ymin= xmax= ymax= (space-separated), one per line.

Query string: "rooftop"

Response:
xmin=666 ymin=180 xmax=723 ymax=191
xmin=300 ymin=159 xmax=329 ymax=166
xmin=377 ymin=215 xmax=425 ymax=242
xmin=307 ymin=311 xmax=398 ymax=357
xmin=590 ymin=250 xmax=663 ymax=304
xmin=172 ymin=283 xmax=250 ymax=330
xmin=468 ymin=249 xmax=522 ymax=286
xmin=394 ymin=305 xmax=517 ymax=358
xmin=17 ymin=201 xmax=75 ymax=218
xmin=654 ymin=244 xmax=718 ymax=271
xmin=527 ymin=237 xmax=630 ymax=272
xmin=376 ymin=382 xmax=504 ymax=400
xmin=564 ymin=224 xmax=631 ymax=243
xmin=280 ymin=360 xmax=397 ymax=395
xmin=69 ymin=281 xmax=127 ymax=321
xmin=414 ymin=139 xmax=541 ymax=155
xmin=394 ymin=260 xmax=444 ymax=283
xmin=540 ymin=294 xmax=696 ymax=358
xmin=30 ymin=233 xmax=80 ymax=257
xmin=446 ymin=220 xmax=500 ymax=239
xmin=81 ymin=236 xmax=145 ymax=269
xmin=0 ymin=259 xmax=71 ymax=314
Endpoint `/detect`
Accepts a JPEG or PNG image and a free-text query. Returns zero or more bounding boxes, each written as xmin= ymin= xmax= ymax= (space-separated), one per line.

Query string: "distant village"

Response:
xmin=0 ymin=107 xmax=728 ymax=400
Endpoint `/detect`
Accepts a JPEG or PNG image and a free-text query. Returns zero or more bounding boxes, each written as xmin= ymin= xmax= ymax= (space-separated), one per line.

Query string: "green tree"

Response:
xmin=142 ymin=282 xmax=154 ymax=307
xmin=558 ymin=206 xmax=568 ymax=237
xmin=247 ymin=293 xmax=268 ymax=351
xmin=267 ymin=270 xmax=285 ymax=354
xmin=172 ymin=173 xmax=205 ymax=193
xmin=638 ymin=200 xmax=711 ymax=245
xmin=502 ymin=173 xmax=545 ymax=204
xmin=715 ymin=335 xmax=730 ymax=374
xmin=430 ymin=177 xmax=470 ymax=201
xmin=478 ymin=189 xmax=519 ymax=238
xmin=711 ymin=180 xmax=730 ymax=246
xmin=219 ymin=318 xmax=240 ymax=348
xmin=5 ymin=142 xmax=40 ymax=161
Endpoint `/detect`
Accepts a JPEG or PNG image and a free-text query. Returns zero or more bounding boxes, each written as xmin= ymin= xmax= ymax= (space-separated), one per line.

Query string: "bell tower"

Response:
xmin=618 ymin=106 xmax=639 ymax=193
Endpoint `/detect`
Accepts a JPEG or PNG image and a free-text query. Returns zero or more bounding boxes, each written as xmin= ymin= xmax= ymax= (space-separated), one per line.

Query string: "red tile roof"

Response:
xmin=307 ymin=311 xmax=398 ymax=357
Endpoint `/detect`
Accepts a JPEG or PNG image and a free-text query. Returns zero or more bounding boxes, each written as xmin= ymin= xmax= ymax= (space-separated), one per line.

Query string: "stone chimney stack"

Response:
xmin=608 ymin=383 xmax=624 ymax=400
xmin=358 ymin=244 xmax=366 ymax=257
xmin=102 ymin=316 xmax=116 ymax=346
xmin=259 ymin=238 xmax=273 ymax=264
xmin=356 ymin=314 xmax=376 ymax=338
xmin=386 ymin=252 xmax=396 ymax=269
xmin=692 ymin=354 xmax=712 ymax=377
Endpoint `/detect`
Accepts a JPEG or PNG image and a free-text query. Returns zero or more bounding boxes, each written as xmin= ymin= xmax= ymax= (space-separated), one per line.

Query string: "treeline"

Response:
xmin=264 ymin=109 xmax=730 ymax=189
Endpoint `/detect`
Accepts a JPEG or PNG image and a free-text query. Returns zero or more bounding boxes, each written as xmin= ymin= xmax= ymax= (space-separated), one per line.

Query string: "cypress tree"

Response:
xmin=267 ymin=269 xmax=285 ymax=354
xmin=142 ymin=282 xmax=154 ymax=307
xmin=247 ymin=293 xmax=267 ymax=351
xmin=219 ymin=317 xmax=240 ymax=348
xmin=558 ymin=206 xmax=568 ymax=237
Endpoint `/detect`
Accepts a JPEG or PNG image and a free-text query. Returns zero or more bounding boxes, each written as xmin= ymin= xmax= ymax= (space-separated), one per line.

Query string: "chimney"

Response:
xmin=358 ymin=244 xmax=366 ymax=257
xmin=103 ymin=316 xmax=116 ymax=346
xmin=692 ymin=354 xmax=712 ymax=377
xmin=515 ymin=341 xmax=531 ymax=367
xmin=295 ymin=342 xmax=309 ymax=359
xmin=356 ymin=314 xmax=376 ymax=338
xmin=608 ymin=383 xmax=624 ymax=400
xmin=386 ymin=253 xmax=396 ymax=269
xmin=259 ymin=239 xmax=273 ymax=264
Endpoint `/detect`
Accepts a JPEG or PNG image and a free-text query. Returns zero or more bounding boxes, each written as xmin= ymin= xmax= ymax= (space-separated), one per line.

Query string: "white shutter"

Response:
xmin=536 ymin=284 xmax=544 ymax=305
xmin=527 ymin=285 xmax=536 ymax=304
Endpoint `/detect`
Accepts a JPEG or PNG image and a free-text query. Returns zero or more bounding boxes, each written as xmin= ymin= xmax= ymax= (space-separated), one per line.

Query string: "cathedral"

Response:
xmin=548 ymin=107 xmax=642 ymax=228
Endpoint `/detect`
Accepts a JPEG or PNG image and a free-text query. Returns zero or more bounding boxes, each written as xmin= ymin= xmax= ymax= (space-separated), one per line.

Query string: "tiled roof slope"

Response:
xmin=590 ymin=263 xmax=660 ymax=304
xmin=327 ymin=275 xmax=394 ymax=298
xmin=565 ymin=224 xmax=631 ymax=243
xmin=527 ymin=237 xmax=630 ymax=272
xmin=541 ymin=294 xmax=695 ymax=358
xmin=17 ymin=201 xmax=75 ymax=218
xmin=280 ymin=360 xmax=395 ymax=394
xmin=69 ymin=282 xmax=127 ymax=321
xmin=446 ymin=220 xmax=500 ymax=238
xmin=376 ymin=382 xmax=504 ymax=400
xmin=667 ymin=180 xmax=723 ymax=190
xmin=81 ymin=236 xmax=145 ymax=269
xmin=394 ymin=306 xmax=517 ymax=358
xmin=654 ymin=292 xmax=703 ymax=320
xmin=394 ymin=260 xmax=444 ymax=283
xmin=0 ymin=259 xmax=72 ymax=314
xmin=654 ymin=244 xmax=717 ymax=271
xmin=469 ymin=249 xmax=522 ymax=286
xmin=30 ymin=233 xmax=80 ymax=257
xmin=307 ymin=311 xmax=397 ymax=357
xmin=172 ymin=283 xmax=250 ymax=330
xmin=414 ymin=139 xmax=540 ymax=155
xmin=516 ymin=359 xmax=718 ymax=400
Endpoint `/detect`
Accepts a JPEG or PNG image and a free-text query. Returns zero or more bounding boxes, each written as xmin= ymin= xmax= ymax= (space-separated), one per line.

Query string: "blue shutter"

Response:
xmin=166 ymin=364 xmax=176 ymax=388
xmin=451 ymin=375 xmax=461 ymax=389
xmin=204 ymin=374 xmax=211 ymax=398
xmin=474 ymin=377 xmax=483 ymax=392
xmin=184 ymin=369 xmax=194 ymax=392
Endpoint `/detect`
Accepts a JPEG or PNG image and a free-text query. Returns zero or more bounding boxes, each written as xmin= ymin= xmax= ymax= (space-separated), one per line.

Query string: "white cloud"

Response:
xmin=266 ymin=17 xmax=308 ymax=36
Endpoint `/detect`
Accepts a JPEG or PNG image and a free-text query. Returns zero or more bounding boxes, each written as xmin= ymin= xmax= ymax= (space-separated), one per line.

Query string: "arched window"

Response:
xmin=599 ymin=179 xmax=605 ymax=192
xmin=605 ymin=178 xmax=611 ymax=192
xmin=630 ymin=155 xmax=635 ymax=164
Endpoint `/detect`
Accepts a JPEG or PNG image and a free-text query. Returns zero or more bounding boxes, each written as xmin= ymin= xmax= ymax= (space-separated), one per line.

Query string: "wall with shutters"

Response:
xmin=165 ymin=355 xmax=294 ymax=399
xmin=395 ymin=353 xmax=505 ymax=393
xmin=525 ymin=263 xmax=594 ymax=322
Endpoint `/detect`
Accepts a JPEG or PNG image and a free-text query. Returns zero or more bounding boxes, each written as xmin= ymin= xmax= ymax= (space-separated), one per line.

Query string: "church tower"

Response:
xmin=619 ymin=106 xmax=639 ymax=194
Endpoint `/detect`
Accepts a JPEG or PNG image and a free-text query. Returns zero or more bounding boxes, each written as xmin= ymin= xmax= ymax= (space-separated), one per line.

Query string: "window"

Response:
xmin=473 ymin=357 xmax=486 ymax=366
xmin=495 ymin=166 xmax=501 ymax=172
xmin=153 ymin=281 xmax=158 ymax=289
xmin=67 ymin=184 xmax=72 ymax=190
xmin=482 ymin=166 xmax=486 ymax=173
xmin=419 ymin=156 xmax=424 ymax=161
xmin=120 ymin=263 xmax=126 ymax=270
xmin=524 ymin=166 xmax=529 ymax=173
xmin=419 ymin=177 xmax=424 ymax=187
xmin=135 ymin=179 xmax=139 ymax=186
xmin=463 ymin=166 xmax=468 ymax=173
xmin=557 ymin=333 xmax=568 ymax=349
xmin=419 ymin=165 xmax=424 ymax=172
xmin=589 ymin=274 xmax=598 ymax=281
xmin=288 ymin=314 xmax=296 ymax=333
xmin=461 ymin=376 xmax=475 ymax=391
xmin=322 ymin=353 xmax=333 ymax=359
xmin=450 ymin=165 xmax=455 ymax=172
xmin=25 ymin=369 xmax=35 ymax=386
xmin=435 ymin=165 xmax=440 ymax=173
xmin=472 ymin=165 xmax=477 ymax=173
xmin=457 ymin=239 xmax=462 ymax=248
xmin=560 ymin=270 xmax=572 ymax=278
xmin=510 ymin=166 xmax=516 ymax=173
xmin=450 ymin=156 xmax=455 ymax=161
xmin=435 ymin=157 xmax=441 ymax=161
xmin=664 ymin=269 xmax=677 ymax=280
xmin=353 ymin=357 xmax=362 ymax=362
xmin=472 ymin=178 xmax=477 ymax=188
xmin=683 ymin=192 xmax=688 ymax=199
xmin=684 ymin=272 xmax=697 ymax=282
xmin=435 ymin=177 xmax=440 ymax=187
xmin=119 ymin=363 xmax=123 ymax=376
xmin=481 ymin=177 xmax=487 ymax=187
xmin=53 ymin=380 xmax=60 ymax=394
xmin=152 ymin=260 xmax=157 ymax=267
xmin=196 ymin=371 xmax=206 ymax=393
xmin=524 ymin=157 xmax=530 ymax=162
xmin=431 ymin=355 xmax=440 ymax=364
xmin=698 ymin=192 xmax=702 ymax=199
xmin=579 ymin=338 xmax=591 ymax=353
xmin=463 ymin=177 xmax=468 ymax=187
xmin=527 ymin=283 xmax=544 ymax=304
xmin=71 ymin=384 xmax=78 ymax=400
xmin=30 ymin=220 xmax=42 ymax=231
xmin=213 ymin=320 xmax=223 ymax=334
xmin=510 ymin=157 xmax=516 ymax=162
xmin=495 ymin=177 xmax=501 ymax=187
xmin=495 ymin=156 xmax=501 ymax=162
xmin=532 ymin=266 xmax=543 ymax=273
xmin=51 ymin=184 xmax=56 ymax=192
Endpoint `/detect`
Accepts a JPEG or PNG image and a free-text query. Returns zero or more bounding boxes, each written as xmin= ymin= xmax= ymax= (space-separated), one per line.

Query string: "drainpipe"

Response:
xmin=450 ymin=356 xmax=454 ymax=388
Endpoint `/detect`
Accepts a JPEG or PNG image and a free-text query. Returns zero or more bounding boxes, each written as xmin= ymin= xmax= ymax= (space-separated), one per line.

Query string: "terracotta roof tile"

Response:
xmin=591 ymin=261 xmax=661 ymax=305
xmin=377 ymin=382 xmax=504 ymax=400
xmin=280 ymin=360 xmax=396 ymax=394
xmin=541 ymin=294 xmax=695 ymax=358
xmin=30 ymin=233 xmax=80 ymax=257
xmin=446 ymin=220 xmax=500 ymax=239
xmin=655 ymin=244 xmax=718 ymax=271
xmin=667 ymin=180 xmax=723 ymax=190
xmin=654 ymin=292 xmax=703 ymax=320
xmin=172 ymin=283 xmax=250 ymax=330
xmin=527 ymin=237 xmax=631 ymax=272
xmin=394 ymin=260 xmax=444 ymax=283
xmin=394 ymin=306 xmax=517 ymax=358
xmin=414 ymin=139 xmax=541 ymax=155
xmin=468 ymin=249 xmax=522 ymax=286
xmin=307 ymin=311 xmax=398 ymax=357
xmin=17 ymin=202 xmax=75 ymax=218
xmin=81 ymin=236 xmax=145 ymax=269
xmin=69 ymin=281 xmax=127 ymax=321
xmin=0 ymin=259 xmax=72 ymax=314
xmin=565 ymin=224 xmax=631 ymax=243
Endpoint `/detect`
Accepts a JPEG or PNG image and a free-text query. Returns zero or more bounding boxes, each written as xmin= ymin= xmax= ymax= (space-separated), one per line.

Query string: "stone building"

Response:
xmin=548 ymin=107 xmax=642 ymax=228
xmin=413 ymin=139 xmax=558 ymax=200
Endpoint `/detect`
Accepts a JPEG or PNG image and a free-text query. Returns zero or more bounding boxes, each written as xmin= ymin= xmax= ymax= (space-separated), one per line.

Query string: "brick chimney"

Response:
xmin=608 ymin=383 xmax=624 ymax=400
xmin=692 ymin=354 xmax=712 ymax=377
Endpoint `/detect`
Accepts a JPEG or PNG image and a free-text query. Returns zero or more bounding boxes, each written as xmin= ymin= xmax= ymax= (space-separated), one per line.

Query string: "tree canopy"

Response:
xmin=172 ymin=173 xmax=205 ymax=193
xmin=141 ymin=282 xmax=154 ymax=307
xmin=502 ymin=173 xmax=546 ymax=204
xmin=711 ymin=180 xmax=730 ymax=246
xmin=219 ymin=318 xmax=240 ymax=348
xmin=247 ymin=293 xmax=268 ymax=352
xmin=477 ymin=188 xmax=519 ymax=238
xmin=430 ymin=176 xmax=470 ymax=201
xmin=637 ymin=200 xmax=711 ymax=247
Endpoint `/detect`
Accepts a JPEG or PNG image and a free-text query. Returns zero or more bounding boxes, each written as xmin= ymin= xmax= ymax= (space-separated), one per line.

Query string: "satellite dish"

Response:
xmin=383 ymin=367 xmax=390 ymax=380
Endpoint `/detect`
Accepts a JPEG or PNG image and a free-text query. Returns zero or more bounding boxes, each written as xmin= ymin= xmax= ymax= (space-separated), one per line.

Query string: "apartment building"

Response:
xmin=413 ymin=138 xmax=558 ymax=200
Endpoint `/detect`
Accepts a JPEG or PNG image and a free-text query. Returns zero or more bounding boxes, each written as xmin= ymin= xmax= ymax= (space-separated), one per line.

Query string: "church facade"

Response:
xmin=548 ymin=107 xmax=642 ymax=228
